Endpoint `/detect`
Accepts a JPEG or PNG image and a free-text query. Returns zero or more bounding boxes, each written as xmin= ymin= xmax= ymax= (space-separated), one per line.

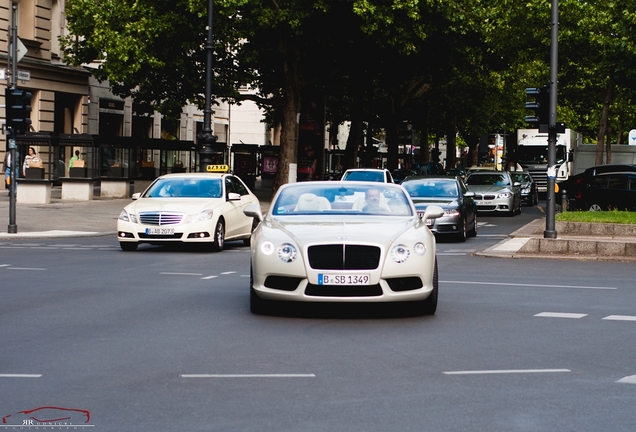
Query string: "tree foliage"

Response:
xmin=61 ymin=0 xmax=636 ymax=182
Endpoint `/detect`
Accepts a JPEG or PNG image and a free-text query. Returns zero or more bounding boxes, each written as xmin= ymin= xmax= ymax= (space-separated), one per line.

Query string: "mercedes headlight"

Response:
xmin=184 ymin=209 xmax=214 ymax=223
xmin=118 ymin=210 xmax=138 ymax=224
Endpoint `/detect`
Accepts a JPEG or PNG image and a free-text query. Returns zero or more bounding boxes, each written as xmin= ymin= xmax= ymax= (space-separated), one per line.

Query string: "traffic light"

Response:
xmin=5 ymin=87 xmax=32 ymax=135
xmin=525 ymin=86 xmax=549 ymax=129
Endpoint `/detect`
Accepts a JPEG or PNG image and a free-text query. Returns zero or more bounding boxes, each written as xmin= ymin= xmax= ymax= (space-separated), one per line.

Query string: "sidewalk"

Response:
xmin=477 ymin=218 xmax=636 ymax=261
xmin=0 ymin=180 xmax=274 ymax=240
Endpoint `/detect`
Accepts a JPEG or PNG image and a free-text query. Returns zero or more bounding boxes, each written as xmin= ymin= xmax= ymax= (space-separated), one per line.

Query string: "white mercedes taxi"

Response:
xmin=117 ymin=170 xmax=259 ymax=251
xmin=243 ymin=181 xmax=444 ymax=315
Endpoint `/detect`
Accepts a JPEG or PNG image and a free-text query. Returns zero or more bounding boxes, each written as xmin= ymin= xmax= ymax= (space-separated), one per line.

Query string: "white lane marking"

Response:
xmin=0 ymin=374 xmax=42 ymax=378
xmin=201 ymin=275 xmax=219 ymax=280
xmin=220 ymin=271 xmax=236 ymax=275
xmin=617 ymin=375 xmax=636 ymax=384
xmin=442 ymin=280 xmax=617 ymax=290
xmin=535 ymin=312 xmax=587 ymax=319
xmin=603 ymin=315 xmax=636 ymax=321
xmin=444 ymin=369 xmax=570 ymax=375
xmin=180 ymin=374 xmax=316 ymax=378
xmin=161 ymin=272 xmax=203 ymax=276
xmin=8 ymin=267 xmax=46 ymax=271
xmin=0 ymin=264 xmax=10 ymax=268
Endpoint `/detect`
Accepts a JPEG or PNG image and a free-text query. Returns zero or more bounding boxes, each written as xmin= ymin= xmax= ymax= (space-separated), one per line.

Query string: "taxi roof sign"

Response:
xmin=206 ymin=164 xmax=230 ymax=173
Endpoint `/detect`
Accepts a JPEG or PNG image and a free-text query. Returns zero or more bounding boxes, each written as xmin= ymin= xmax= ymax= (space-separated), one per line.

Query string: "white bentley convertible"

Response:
xmin=244 ymin=181 xmax=444 ymax=315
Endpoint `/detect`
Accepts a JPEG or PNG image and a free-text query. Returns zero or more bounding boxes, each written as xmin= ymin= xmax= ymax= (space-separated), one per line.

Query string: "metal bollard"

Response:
xmin=561 ymin=189 xmax=568 ymax=212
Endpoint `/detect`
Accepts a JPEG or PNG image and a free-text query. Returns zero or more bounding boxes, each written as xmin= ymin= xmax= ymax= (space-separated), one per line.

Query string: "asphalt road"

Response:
xmin=2 ymin=209 xmax=636 ymax=431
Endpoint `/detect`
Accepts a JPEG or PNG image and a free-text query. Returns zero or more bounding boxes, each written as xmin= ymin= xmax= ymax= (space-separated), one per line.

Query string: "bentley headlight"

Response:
xmin=497 ymin=192 xmax=512 ymax=199
xmin=414 ymin=242 xmax=426 ymax=256
xmin=391 ymin=244 xmax=410 ymax=263
xmin=118 ymin=210 xmax=138 ymax=224
xmin=261 ymin=241 xmax=275 ymax=255
xmin=277 ymin=243 xmax=297 ymax=263
xmin=184 ymin=209 xmax=214 ymax=224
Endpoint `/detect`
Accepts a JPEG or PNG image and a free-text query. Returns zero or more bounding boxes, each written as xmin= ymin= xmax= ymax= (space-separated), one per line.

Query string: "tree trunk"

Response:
xmin=606 ymin=122 xmax=612 ymax=164
xmin=595 ymin=83 xmax=613 ymax=165
xmin=344 ymin=117 xmax=363 ymax=170
xmin=445 ymin=119 xmax=457 ymax=169
xmin=272 ymin=53 xmax=301 ymax=197
xmin=385 ymin=119 xmax=399 ymax=170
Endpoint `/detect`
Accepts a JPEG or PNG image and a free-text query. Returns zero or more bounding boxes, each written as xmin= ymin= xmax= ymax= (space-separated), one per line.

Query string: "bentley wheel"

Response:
xmin=243 ymin=217 xmax=259 ymax=246
xmin=419 ymin=259 xmax=438 ymax=315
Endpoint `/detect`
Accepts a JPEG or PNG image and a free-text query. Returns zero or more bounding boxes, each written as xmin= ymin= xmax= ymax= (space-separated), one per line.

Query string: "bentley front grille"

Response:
xmin=308 ymin=244 xmax=381 ymax=270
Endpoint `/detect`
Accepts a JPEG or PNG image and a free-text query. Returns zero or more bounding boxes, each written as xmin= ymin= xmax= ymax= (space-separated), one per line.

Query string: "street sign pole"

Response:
xmin=7 ymin=1 xmax=19 ymax=233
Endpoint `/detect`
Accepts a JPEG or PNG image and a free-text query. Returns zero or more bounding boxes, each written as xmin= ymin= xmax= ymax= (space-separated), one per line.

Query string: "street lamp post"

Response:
xmin=544 ymin=0 xmax=559 ymax=238
xmin=197 ymin=0 xmax=218 ymax=172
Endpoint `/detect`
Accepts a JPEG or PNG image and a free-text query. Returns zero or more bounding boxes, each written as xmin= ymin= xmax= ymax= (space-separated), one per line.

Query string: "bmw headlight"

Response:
xmin=184 ymin=209 xmax=214 ymax=224
xmin=277 ymin=243 xmax=298 ymax=263
xmin=521 ymin=187 xmax=530 ymax=194
xmin=118 ymin=210 xmax=138 ymax=224
xmin=497 ymin=192 xmax=512 ymax=199
xmin=391 ymin=244 xmax=410 ymax=263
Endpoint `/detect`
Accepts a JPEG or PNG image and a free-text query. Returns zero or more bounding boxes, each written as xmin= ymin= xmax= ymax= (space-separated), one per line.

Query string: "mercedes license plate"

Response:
xmin=145 ymin=227 xmax=174 ymax=235
xmin=318 ymin=274 xmax=370 ymax=285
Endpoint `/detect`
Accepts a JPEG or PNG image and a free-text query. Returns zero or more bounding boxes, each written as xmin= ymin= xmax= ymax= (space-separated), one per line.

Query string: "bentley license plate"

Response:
xmin=318 ymin=274 xmax=370 ymax=285
xmin=145 ymin=227 xmax=174 ymax=235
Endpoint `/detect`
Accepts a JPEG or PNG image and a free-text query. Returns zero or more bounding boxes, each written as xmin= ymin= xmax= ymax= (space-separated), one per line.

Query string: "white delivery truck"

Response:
xmin=515 ymin=128 xmax=581 ymax=193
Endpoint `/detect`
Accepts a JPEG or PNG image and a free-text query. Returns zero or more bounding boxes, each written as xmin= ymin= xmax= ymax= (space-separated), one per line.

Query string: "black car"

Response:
xmin=509 ymin=171 xmax=538 ymax=206
xmin=559 ymin=164 xmax=636 ymax=201
xmin=392 ymin=168 xmax=417 ymax=183
xmin=402 ymin=175 xmax=477 ymax=242
xmin=571 ymin=172 xmax=636 ymax=211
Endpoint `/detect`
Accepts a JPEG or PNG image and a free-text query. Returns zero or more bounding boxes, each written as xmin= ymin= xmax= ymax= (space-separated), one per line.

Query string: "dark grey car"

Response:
xmin=402 ymin=176 xmax=477 ymax=242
